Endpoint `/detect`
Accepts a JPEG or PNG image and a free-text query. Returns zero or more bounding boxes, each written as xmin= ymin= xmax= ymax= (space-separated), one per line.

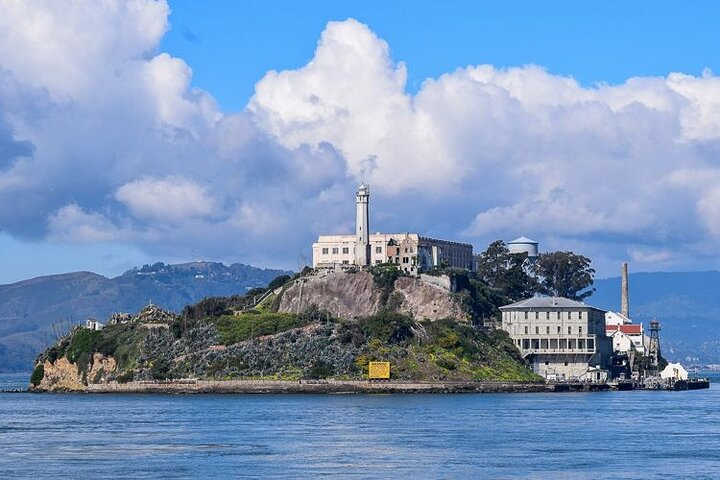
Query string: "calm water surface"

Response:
xmin=1 ymin=373 xmax=719 ymax=479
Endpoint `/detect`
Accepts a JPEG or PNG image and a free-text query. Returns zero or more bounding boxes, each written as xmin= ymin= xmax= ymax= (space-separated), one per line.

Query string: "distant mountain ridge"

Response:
xmin=0 ymin=262 xmax=291 ymax=372
xmin=593 ymin=271 xmax=720 ymax=364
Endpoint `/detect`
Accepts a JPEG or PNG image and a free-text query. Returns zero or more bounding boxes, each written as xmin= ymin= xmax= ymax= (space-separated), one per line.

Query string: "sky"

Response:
xmin=1 ymin=0 xmax=720 ymax=283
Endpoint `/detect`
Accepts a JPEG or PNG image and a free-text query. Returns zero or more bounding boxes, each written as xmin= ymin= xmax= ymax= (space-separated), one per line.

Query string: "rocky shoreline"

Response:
xmin=27 ymin=379 xmax=609 ymax=394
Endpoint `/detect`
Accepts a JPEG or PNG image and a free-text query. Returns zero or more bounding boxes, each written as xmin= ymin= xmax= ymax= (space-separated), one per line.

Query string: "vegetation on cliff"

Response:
xmin=31 ymin=269 xmax=542 ymax=390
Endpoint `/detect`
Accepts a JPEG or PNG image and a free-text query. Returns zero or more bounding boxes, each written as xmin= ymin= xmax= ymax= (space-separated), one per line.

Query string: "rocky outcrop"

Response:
xmin=36 ymin=357 xmax=84 ymax=391
xmin=88 ymin=353 xmax=117 ymax=383
xmin=393 ymin=277 xmax=468 ymax=322
xmin=278 ymin=272 xmax=382 ymax=318
xmin=32 ymin=353 xmax=117 ymax=392
xmin=278 ymin=271 xmax=467 ymax=322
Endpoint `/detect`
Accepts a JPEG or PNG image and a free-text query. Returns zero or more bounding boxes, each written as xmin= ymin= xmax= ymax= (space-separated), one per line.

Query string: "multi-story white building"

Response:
xmin=499 ymin=297 xmax=612 ymax=381
xmin=312 ymin=185 xmax=473 ymax=274
xmin=605 ymin=311 xmax=648 ymax=356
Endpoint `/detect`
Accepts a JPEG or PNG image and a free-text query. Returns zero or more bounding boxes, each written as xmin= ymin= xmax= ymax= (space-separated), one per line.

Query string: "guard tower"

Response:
xmin=354 ymin=183 xmax=370 ymax=267
xmin=648 ymin=318 xmax=661 ymax=369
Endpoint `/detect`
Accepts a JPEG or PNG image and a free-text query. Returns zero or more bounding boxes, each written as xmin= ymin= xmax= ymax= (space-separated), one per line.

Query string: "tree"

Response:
xmin=475 ymin=240 xmax=537 ymax=301
xmin=532 ymin=251 xmax=595 ymax=300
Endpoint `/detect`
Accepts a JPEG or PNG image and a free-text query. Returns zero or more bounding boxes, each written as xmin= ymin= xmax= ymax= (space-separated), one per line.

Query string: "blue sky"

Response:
xmin=1 ymin=1 xmax=720 ymax=283
xmin=161 ymin=1 xmax=720 ymax=111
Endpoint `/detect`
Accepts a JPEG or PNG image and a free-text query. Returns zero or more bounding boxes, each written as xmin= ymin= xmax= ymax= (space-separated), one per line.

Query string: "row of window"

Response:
xmin=321 ymin=245 xmax=416 ymax=255
xmin=514 ymin=311 xmax=586 ymax=320
xmin=518 ymin=338 xmax=595 ymax=351
xmin=523 ymin=325 xmax=583 ymax=335
xmin=321 ymin=247 xmax=351 ymax=255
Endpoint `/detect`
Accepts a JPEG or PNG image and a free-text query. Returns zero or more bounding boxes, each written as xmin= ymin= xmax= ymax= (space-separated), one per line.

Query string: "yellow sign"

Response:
xmin=368 ymin=362 xmax=391 ymax=379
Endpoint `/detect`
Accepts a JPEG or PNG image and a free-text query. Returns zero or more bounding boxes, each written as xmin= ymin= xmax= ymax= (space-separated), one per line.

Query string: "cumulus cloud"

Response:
xmin=115 ymin=177 xmax=217 ymax=223
xmin=2 ymin=6 xmax=720 ymax=274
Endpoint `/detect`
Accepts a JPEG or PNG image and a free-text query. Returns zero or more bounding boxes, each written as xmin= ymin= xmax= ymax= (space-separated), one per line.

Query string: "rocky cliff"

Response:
xmin=277 ymin=271 xmax=467 ymax=322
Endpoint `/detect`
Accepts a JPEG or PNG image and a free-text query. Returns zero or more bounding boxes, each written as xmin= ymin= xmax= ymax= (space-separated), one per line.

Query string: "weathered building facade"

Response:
xmin=312 ymin=185 xmax=473 ymax=273
xmin=499 ymin=297 xmax=612 ymax=381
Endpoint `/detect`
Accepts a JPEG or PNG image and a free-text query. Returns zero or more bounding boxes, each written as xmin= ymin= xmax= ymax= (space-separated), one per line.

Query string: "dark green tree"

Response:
xmin=532 ymin=251 xmax=595 ymax=300
xmin=475 ymin=240 xmax=537 ymax=301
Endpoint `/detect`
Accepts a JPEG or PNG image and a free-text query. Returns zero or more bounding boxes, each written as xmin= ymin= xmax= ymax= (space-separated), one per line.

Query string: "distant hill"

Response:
xmin=593 ymin=271 xmax=720 ymax=364
xmin=0 ymin=262 xmax=291 ymax=372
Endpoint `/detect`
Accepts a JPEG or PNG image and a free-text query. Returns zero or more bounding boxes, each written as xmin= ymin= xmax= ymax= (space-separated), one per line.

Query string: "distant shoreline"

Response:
xmin=27 ymin=379 xmax=612 ymax=394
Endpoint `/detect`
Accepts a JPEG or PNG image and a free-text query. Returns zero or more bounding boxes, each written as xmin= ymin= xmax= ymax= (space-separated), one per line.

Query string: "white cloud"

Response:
xmin=48 ymin=204 xmax=119 ymax=243
xmin=115 ymin=176 xmax=217 ymax=222
xmin=3 ymin=8 xmax=720 ymax=275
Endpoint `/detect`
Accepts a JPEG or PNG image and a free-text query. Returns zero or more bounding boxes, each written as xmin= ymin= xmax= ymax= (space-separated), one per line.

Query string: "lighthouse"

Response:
xmin=355 ymin=183 xmax=370 ymax=266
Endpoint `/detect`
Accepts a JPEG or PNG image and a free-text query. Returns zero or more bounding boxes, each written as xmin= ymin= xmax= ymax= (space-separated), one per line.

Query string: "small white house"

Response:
xmin=85 ymin=319 xmax=104 ymax=331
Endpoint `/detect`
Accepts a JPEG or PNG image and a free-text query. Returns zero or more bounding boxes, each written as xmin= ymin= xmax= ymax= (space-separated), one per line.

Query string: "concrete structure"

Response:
xmin=354 ymin=183 xmax=370 ymax=267
xmin=621 ymin=262 xmax=630 ymax=318
xmin=85 ymin=319 xmax=104 ymax=331
xmin=508 ymin=236 xmax=539 ymax=259
xmin=312 ymin=185 xmax=473 ymax=273
xmin=499 ymin=296 xmax=612 ymax=381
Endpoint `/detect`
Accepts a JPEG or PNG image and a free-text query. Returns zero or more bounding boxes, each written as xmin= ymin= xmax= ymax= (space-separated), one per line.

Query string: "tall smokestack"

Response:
xmin=621 ymin=262 xmax=629 ymax=318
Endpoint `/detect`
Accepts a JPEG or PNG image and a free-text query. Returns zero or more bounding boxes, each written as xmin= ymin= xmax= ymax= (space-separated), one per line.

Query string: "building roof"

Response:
xmin=606 ymin=324 xmax=642 ymax=335
xmin=499 ymin=296 xmax=601 ymax=310
xmin=508 ymin=236 xmax=538 ymax=245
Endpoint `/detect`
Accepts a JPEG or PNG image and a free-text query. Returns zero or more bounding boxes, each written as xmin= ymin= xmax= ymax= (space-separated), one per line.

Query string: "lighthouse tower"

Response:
xmin=355 ymin=183 xmax=370 ymax=267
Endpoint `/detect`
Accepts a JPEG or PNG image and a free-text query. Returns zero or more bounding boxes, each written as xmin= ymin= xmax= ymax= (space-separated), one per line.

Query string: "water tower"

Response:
xmin=507 ymin=236 xmax=539 ymax=259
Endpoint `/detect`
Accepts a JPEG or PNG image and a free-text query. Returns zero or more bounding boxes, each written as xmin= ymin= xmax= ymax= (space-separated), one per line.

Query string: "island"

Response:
xmin=28 ymin=266 xmax=559 ymax=394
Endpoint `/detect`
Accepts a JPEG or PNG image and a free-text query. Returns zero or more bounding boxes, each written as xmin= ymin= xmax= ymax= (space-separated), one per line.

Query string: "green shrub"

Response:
xmin=150 ymin=357 xmax=172 ymax=380
xmin=66 ymin=329 xmax=101 ymax=364
xmin=215 ymin=311 xmax=305 ymax=345
xmin=30 ymin=364 xmax=45 ymax=386
xmin=361 ymin=311 xmax=414 ymax=344
xmin=116 ymin=370 xmax=134 ymax=384
xmin=268 ymin=274 xmax=292 ymax=290
xmin=369 ymin=264 xmax=402 ymax=304
xmin=304 ymin=362 xmax=335 ymax=379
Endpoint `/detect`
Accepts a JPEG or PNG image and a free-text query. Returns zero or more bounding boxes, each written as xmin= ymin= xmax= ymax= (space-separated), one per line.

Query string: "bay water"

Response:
xmin=1 ymin=372 xmax=719 ymax=478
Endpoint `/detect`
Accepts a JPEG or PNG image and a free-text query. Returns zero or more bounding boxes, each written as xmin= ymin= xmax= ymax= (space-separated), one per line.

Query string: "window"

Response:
xmin=404 ymin=248 xmax=408 ymax=253
xmin=524 ymin=312 xmax=528 ymax=320
xmin=546 ymin=326 xmax=550 ymax=334
xmin=342 ymin=260 xmax=349 ymax=264
xmin=376 ymin=246 xmax=382 ymax=254
xmin=332 ymin=247 xmax=339 ymax=254
xmin=557 ymin=326 xmax=561 ymax=334
xmin=579 ymin=326 xmax=583 ymax=335
xmin=524 ymin=326 xmax=528 ymax=334
xmin=588 ymin=339 xmax=595 ymax=350
xmin=545 ymin=312 xmax=550 ymax=320
xmin=375 ymin=259 xmax=381 ymax=265
xmin=568 ymin=326 xmax=572 ymax=334
xmin=342 ymin=247 xmax=349 ymax=254
xmin=402 ymin=257 xmax=409 ymax=263
xmin=535 ymin=326 xmax=539 ymax=334
xmin=535 ymin=311 xmax=539 ymax=320
xmin=322 ymin=248 xmax=329 ymax=255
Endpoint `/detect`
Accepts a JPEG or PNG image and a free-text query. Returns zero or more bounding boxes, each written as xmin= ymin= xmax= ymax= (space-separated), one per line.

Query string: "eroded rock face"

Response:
xmin=279 ymin=272 xmax=382 ymax=319
xmin=278 ymin=271 xmax=466 ymax=322
xmin=88 ymin=353 xmax=117 ymax=384
xmin=36 ymin=357 xmax=84 ymax=391
xmin=34 ymin=353 xmax=117 ymax=391
xmin=393 ymin=277 xmax=468 ymax=323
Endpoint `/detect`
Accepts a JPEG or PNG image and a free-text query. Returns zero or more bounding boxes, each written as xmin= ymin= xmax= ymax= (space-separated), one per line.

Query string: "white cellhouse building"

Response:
xmin=499 ymin=297 xmax=613 ymax=380
xmin=312 ymin=184 xmax=474 ymax=274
